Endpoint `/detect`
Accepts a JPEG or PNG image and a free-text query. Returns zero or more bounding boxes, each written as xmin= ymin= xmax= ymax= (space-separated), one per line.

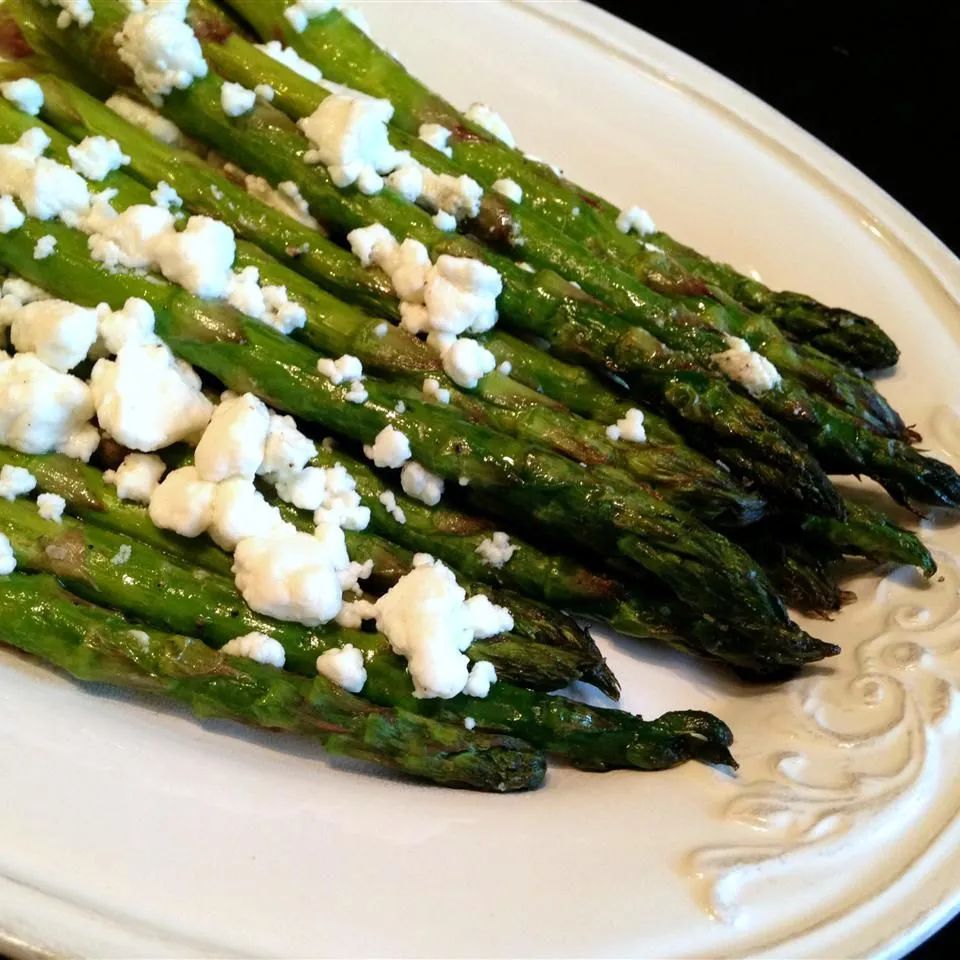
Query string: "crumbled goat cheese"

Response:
xmin=432 ymin=210 xmax=456 ymax=232
xmin=153 ymin=215 xmax=236 ymax=298
xmin=374 ymin=558 xmax=511 ymax=699
xmin=284 ymin=0 xmax=339 ymax=33
xmin=0 ymin=533 xmax=15 ymax=574
xmin=423 ymin=255 xmax=502 ymax=334
xmin=1 ymin=79 xmax=44 ymax=116
xmin=85 ymin=202 xmax=176 ymax=270
xmin=439 ymin=336 xmax=496 ymax=389
xmin=711 ymin=335 xmax=782 ymax=397
xmin=378 ymin=489 xmax=406 ymax=524
xmin=221 ymin=631 xmax=287 ymax=668
xmin=254 ymin=83 xmax=274 ymax=102
xmin=0 ymin=465 xmax=37 ymax=501
xmin=465 ymin=594 xmax=515 ymax=639
xmin=0 ymin=352 xmax=95 ymax=456
xmin=463 ymin=660 xmax=498 ymax=698
xmin=492 ymin=178 xmax=522 ymax=203
xmin=67 ymin=136 xmax=130 ymax=182
xmin=373 ymin=322 xmax=388 ymax=338
xmin=51 ymin=0 xmax=93 ymax=28
xmin=2 ymin=278 xmax=49 ymax=302
xmin=90 ymin=343 xmax=213 ymax=451
xmin=388 ymin=163 xmax=483 ymax=221
xmin=644 ymin=242 xmax=665 ymax=254
xmin=233 ymin=531 xmax=342 ymax=626
xmin=335 ymin=598 xmax=377 ymax=629
xmin=344 ymin=380 xmax=368 ymax=404
xmin=254 ymin=41 xmax=324 ymax=84
xmin=148 ymin=465 xmax=217 ymax=538
xmin=221 ymin=81 xmax=256 ymax=117
xmin=463 ymin=716 xmax=476 ymax=731
xmin=464 ymin=102 xmax=516 ymax=147
xmin=244 ymin=174 xmax=319 ymax=228
xmin=419 ymin=123 xmax=452 ymax=158
xmin=33 ymin=235 xmax=57 ymax=259
xmin=209 ymin=479 xmax=292 ymax=552
xmin=605 ymin=408 xmax=647 ymax=443
xmin=0 ymin=195 xmax=25 ymax=234
xmin=400 ymin=461 xmax=443 ymax=506
xmin=111 ymin=453 xmax=166 ymax=503
xmin=310 ymin=463 xmax=370 ymax=530
xmin=316 ymin=643 xmax=367 ymax=692
xmin=364 ymin=425 xmax=412 ymax=469
xmin=497 ymin=360 xmax=512 ymax=375
xmin=523 ymin=151 xmax=563 ymax=177
xmin=272 ymin=465 xmax=324 ymax=511
xmin=615 ymin=205 xmax=656 ymax=236
xmin=259 ymin=412 xmax=317 ymax=477
xmin=37 ymin=492 xmax=66 ymax=523
xmin=422 ymin=377 xmax=450 ymax=404
xmin=105 ymin=94 xmax=184 ymax=145
xmin=111 ymin=544 xmax=133 ymax=565
xmin=475 ymin=531 xmax=516 ymax=568
xmin=10 ymin=299 xmax=98 ymax=372
xmin=195 ymin=392 xmax=271 ymax=482
xmin=316 ymin=353 xmax=363 ymax=384
xmin=114 ymin=0 xmax=208 ymax=105
xmin=298 ymin=92 xmax=405 ymax=194
xmin=59 ymin=424 xmax=100 ymax=461
xmin=0 ymin=128 xmax=90 ymax=224
xmin=97 ymin=297 xmax=158 ymax=354
xmin=150 ymin=180 xmax=182 ymax=209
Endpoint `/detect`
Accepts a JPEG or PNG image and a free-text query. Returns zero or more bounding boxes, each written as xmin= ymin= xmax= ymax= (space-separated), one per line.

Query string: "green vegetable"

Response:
xmin=0 ymin=572 xmax=545 ymax=791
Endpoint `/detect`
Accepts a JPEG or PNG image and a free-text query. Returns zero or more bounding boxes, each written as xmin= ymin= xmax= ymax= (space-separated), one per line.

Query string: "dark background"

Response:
xmin=589 ymin=1 xmax=959 ymax=956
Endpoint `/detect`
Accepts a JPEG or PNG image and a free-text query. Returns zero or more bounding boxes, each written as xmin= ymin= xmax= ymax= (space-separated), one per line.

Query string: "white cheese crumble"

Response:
xmin=221 ymin=81 xmax=256 ymax=118
xmin=50 ymin=0 xmax=94 ymax=28
xmin=67 ymin=136 xmax=130 ymax=182
xmin=97 ymin=297 xmax=158 ymax=354
xmin=344 ymin=380 xmax=368 ymax=404
xmin=463 ymin=716 xmax=476 ymax=731
xmin=605 ymin=408 xmax=647 ymax=443
xmin=274 ymin=465 xmax=327 ymax=511
xmin=373 ymin=557 xmax=511 ymax=699
xmin=422 ymin=377 xmax=450 ymax=404
xmin=194 ymin=392 xmax=271 ymax=482
xmin=90 ymin=343 xmax=213 ymax=451
xmin=254 ymin=41 xmax=324 ymax=84
xmin=377 ymin=489 xmax=406 ymax=524
xmin=310 ymin=463 xmax=370 ymax=531
xmin=209 ymin=479 xmax=292 ymax=552
xmin=316 ymin=643 xmax=367 ymax=692
xmin=254 ymin=83 xmax=274 ymax=102
xmin=105 ymin=94 xmax=184 ymax=145
xmin=438 ymin=336 xmax=496 ymax=389
xmin=363 ymin=425 xmax=412 ymax=469
xmin=37 ymin=492 xmax=66 ymax=523
xmin=418 ymin=123 xmax=452 ymax=158
xmin=243 ymin=174 xmax=319 ymax=228
xmin=0 ymin=465 xmax=37 ymax=501
xmin=150 ymin=180 xmax=182 ymax=209
xmin=497 ymin=360 xmax=512 ymax=375
xmin=373 ymin=322 xmax=388 ymax=337
xmin=0 ymin=195 xmax=25 ymax=234
xmin=492 ymin=178 xmax=522 ymax=203
xmin=615 ymin=205 xmax=656 ymax=236
xmin=0 ymin=532 xmax=15 ymax=574
xmin=316 ymin=353 xmax=363 ymax=385
xmin=10 ymin=299 xmax=99 ymax=372
xmin=147 ymin=465 xmax=217 ymax=537
xmin=259 ymin=412 xmax=317 ymax=478
xmin=233 ymin=531 xmax=342 ymax=626
xmin=711 ymin=335 xmax=782 ymax=397
xmin=475 ymin=531 xmax=516 ymax=568
xmin=114 ymin=0 xmax=208 ymax=105
xmin=221 ymin=631 xmax=287 ymax=668
xmin=112 ymin=453 xmax=166 ymax=503
xmin=0 ymin=352 xmax=95 ymax=457
xmin=33 ymin=235 xmax=57 ymax=260
xmin=284 ymin=0 xmax=339 ymax=33
xmin=400 ymin=461 xmax=443 ymax=506
xmin=464 ymin=102 xmax=516 ymax=147
xmin=432 ymin=210 xmax=456 ymax=232
xmin=111 ymin=543 xmax=132 ymax=565
xmin=335 ymin=597 xmax=377 ymax=629
xmin=463 ymin=660 xmax=497 ymax=698
xmin=1 ymin=79 xmax=44 ymax=116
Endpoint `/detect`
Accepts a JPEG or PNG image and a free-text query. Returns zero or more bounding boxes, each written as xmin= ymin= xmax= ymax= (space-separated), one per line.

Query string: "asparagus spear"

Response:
xmin=0 ymin=215 xmax=799 ymax=632
xmin=221 ymin=0 xmax=898 ymax=371
xmin=6 ymin=0 xmax=841 ymax=518
xmin=0 ymin=502 xmax=735 ymax=770
xmin=0 ymin=572 xmax=545 ymax=791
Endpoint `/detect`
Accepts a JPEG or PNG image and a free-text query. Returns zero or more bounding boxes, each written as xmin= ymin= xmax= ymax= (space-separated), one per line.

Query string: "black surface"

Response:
xmin=587 ymin=2 xmax=959 ymax=956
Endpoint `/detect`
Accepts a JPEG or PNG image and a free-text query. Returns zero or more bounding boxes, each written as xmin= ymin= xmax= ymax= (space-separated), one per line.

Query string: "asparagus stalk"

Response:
xmin=221 ymin=0 xmax=898 ymax=371
xmin=0 ymin=572 xmax=545 ymax=791
xmin=0 ymin=215 xmax=801 ymax=633
xmin=6 ymin=0 xmax=842 ymax=518
xmin=0 ymin=80 xmax=766 ymax=530
xmin=0 ymin=502 xmax=735 ymax=770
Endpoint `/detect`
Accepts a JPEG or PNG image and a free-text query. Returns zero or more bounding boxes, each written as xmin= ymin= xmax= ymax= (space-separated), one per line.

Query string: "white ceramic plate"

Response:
xmin=3 ymin=2 xmax=959 ymax=957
